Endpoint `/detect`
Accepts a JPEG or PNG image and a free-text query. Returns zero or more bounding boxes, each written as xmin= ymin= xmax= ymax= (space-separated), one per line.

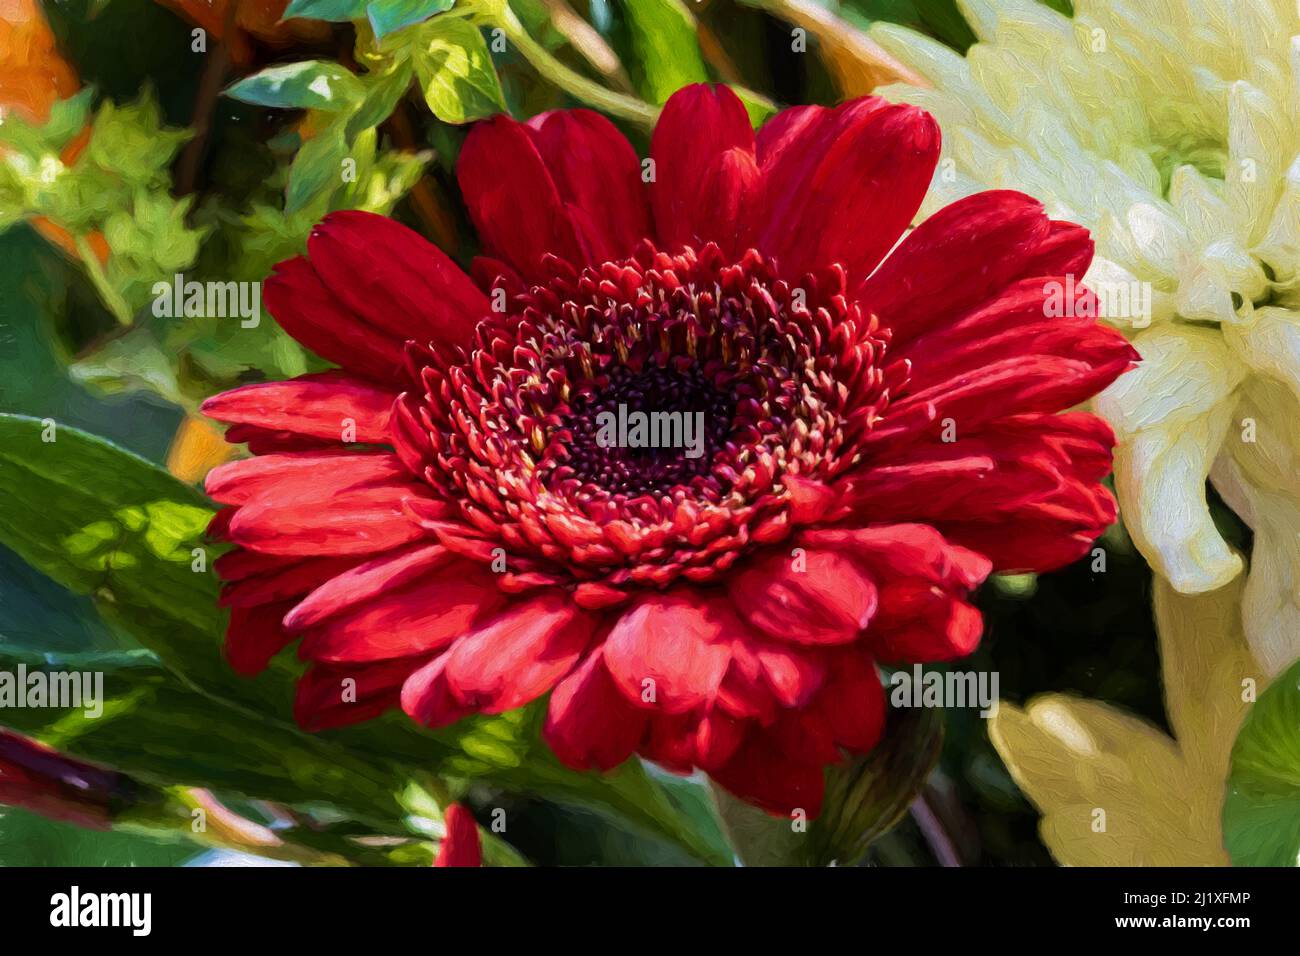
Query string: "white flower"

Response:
xmin=871 ymin=0 xmax=1300 ymax=672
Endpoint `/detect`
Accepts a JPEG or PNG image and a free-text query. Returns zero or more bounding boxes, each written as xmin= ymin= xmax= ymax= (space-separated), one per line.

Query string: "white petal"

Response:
xmin=1216 ymin=474 xmax=1300 ymax=675
xmin=1227 ymin=81 xmax=1288 ymax=245
xmin=1254 ymin=153 xmax=1300 ymax=281
xmin=1096 ymin=325 xmax=1246 ymax=433
xmin=1224 ymin=306 xmax=1300 ymax=402
xmin=1124 ymin=201 xmax=1193 ymax=279
xmin=1112 ymin=404 xmax=1244 ymax=593
xmin=1098 ymin=326 xmax=1247 ymax=593
xmin=1085 ymin=256 xmax=1176 ymax=329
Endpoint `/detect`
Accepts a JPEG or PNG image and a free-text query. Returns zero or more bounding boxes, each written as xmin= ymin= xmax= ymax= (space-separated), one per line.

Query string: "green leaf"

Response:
xmin=0 ymin=414 xmax=269 ymax=709
xmin=713 ymin=705 xmax=942 ymax=866
xmin=68 ymin=329 xmax=187 ymax=411
xmin=226 ymin=61 xmax=364 ymax=112
xmin=346 ymin=60 xmax=416 ymax=137
xmin=84 ymin=92 xmax=190 ymax=188
xmin=621 ymin=0 xmax=709 ymax=104
xmin=0 ymin=88 xmax=96 ymax=158
xmin=1223 ymin=657 xmax=1300 ymax=866
xmin=282 ymin=0 xmax=369 ymax=21
xmin=286 ymin=123 xmax=349 ymax=214
xmin=367 ymin=0 xmax=455 ymax=39
xmin=411 ymin=18 xmax=507 ymax=124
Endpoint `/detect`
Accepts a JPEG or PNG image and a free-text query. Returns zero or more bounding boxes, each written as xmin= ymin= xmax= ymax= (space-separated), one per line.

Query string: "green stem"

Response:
xmin=73 ymin=234 xmax=132 ymax=326
xmin=490 ymin=6 xmax=659 ymax=128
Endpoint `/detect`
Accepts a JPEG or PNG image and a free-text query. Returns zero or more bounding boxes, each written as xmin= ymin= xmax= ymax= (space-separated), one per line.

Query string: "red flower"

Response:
xmin=203 ymin=85 xmax=1136 ymax=816
xmin=433 ymin=803 xmax=482 ymax=867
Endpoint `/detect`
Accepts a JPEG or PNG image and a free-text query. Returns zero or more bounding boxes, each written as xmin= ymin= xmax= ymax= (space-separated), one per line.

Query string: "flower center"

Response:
xmin=555 ymin=364 xmax=736 ymax=499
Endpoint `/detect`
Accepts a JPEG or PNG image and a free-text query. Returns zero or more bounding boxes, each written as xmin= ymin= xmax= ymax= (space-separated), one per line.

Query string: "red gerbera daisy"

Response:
xmin=203 ymin=84 xmax=1137 ymax=816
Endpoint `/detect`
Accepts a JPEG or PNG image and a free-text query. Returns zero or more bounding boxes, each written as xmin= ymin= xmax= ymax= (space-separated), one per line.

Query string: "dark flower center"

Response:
xmin=556 ymin=364 xmax=736 ymax=499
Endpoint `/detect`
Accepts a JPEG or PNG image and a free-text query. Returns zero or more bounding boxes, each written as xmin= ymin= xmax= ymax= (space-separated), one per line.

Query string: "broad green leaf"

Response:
xmin=411 ymin=19 xmax=507 ymax=124
xmin=0 ymin=413 xmax=279 ymax=711
xmin=713 ymin=705 xmax=942 ymax=866
xmin=225 ymin=61 xmax=365 ymax=112
xmin=367 ymin=0 xmax=455 ymax=39
xmin=286 ymin=123 xmax=349 ymax=213
xmin=282 ymin=0 xmax=369 ymax=21
xmin=621 ymin=0 xmax=709 ymax=104
xmin=1223 ymin=656 xmax=1300 ymax=866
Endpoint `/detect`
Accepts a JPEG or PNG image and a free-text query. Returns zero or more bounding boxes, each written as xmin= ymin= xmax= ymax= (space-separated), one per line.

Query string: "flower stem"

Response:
xmin=491 ymin=5 xmax=659 ymax=128
xmin=536 ymin=0 xmax=634 ymax=93
xmin=73 ymin=233 xmax=132 ymax=326
xmin=910 ymin=791 xmax=962 ymax=867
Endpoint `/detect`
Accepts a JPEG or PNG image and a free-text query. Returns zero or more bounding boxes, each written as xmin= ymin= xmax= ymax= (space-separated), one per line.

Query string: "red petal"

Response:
xmin=444 ymin=594 xmax=596 ymax=713
xmin=295 ymin=657 xmax=419 ymax=731
xmin=801 ymin=523 xmax=991 ymax=592
xmin=527 ymin=109 xmax=651 ymax=263
xmin=306 ymin=210 xmax=486 ymax=349
xmin=543 ymin=649 xmax=649 ymax=771
xmin=871 ymin=587 xmax=984 ymax=662
xmin=691 ymin=710 xmax=746 ymax=771
xmin=400 ymin=654 xmax=475 ymax=729
xmin=757 ymin=99 xmax=938 ymax=283
xmin=263 ymin=256 xmax=405 ymax=381
xmin=752 ymin=640 xmax=827 ymax=708
xmin=852 ymin=413 xmax=1118 ymax=544
xmin=891 ymin=278 xmax=1140 ymax=396
xmin=225 ymin=599 xmax=298 ymax=676
xmin=801 ymin=524 xmax=990 ymax=663
xmin=817 ymin=651 xmax=886 ymax=751
xmin=201 ymin=372 xmax=395 ymax=444
xmin=457 ymin=115 xmax=585 ymax=279
xmin=709 ymin=732 xmax=827 ymax=817
xmin=939 ymin=481 xmax=1118 ymax=573
xmin=433 ymin=803 xmax=482 ymax=867
xmin=729 ymin=547 xmax=877 ymax=645
xmin=284 ymin=543 xmax=454 ymax=631
xmin=1014 ymin=219 xmax=1094 ymax=280
xmin=603 ymin=592 xmax=735 ymax=714
xmin=205 ymin=452 xmax=407 ymax=507
xmin=297 ymin=565 xmax=501 ymax=662
xmin=717 ymin=639 xmax=778 ymax=722
xmin=858 ymin=190 xmax=1054 ymax=350
xmin=227 ymin=482 xmax=426 ymax=556
xmin=218 ymin=554 xmax=357 ymax=608
xmin=650 ymin=84 xmax=758 ymax=255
